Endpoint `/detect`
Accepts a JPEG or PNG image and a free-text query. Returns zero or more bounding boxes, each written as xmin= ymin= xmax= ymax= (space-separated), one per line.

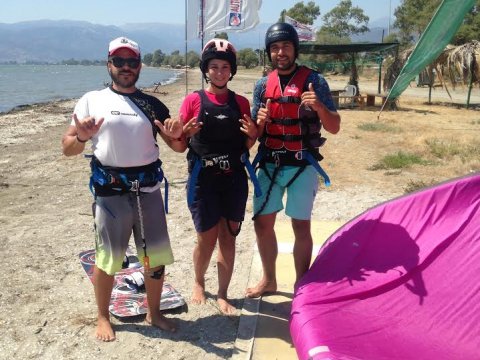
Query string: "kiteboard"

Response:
xmin=79 ymin=249 xmax=185 ymax=318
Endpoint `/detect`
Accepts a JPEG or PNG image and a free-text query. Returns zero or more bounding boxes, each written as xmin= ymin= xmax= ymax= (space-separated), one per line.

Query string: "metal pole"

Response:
xmin=388 ymin=0 xmax=392 ymax=36
xmin=467 ymin=67 xmax=473 ymax=109
xmin=185 ymin=0 xmax=188 ymax=96
xmin=377 ymin=56 xmax=383 ymax=94
xmin=200 ymin=0 xmax=205 ymax=50
xmin=201 ymin=0 xmax=205 ymax=89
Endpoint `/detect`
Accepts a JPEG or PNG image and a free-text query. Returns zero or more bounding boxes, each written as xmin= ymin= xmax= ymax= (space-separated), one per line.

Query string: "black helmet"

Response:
xmin=200 ymin=39 xmax=237 ymax=81
xmin=265 ymin=22 xmax=299 ymax=61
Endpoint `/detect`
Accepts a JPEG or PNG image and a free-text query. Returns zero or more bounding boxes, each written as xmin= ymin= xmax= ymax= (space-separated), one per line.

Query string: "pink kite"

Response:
xmin=290 ymin=173 xmax=480 ymax=360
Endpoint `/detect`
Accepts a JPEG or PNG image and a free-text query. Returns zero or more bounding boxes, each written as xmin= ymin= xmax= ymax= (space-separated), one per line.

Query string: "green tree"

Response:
xmin=167 ymin=50 xmax=185 ymax=68
xmin=142 ymin=53 xmax=153 ymax=66
xmin=394 ymin=0 xmax=480 ymax=45
xmin=383 ymin=33 xmax=399 ymax=44
xmin=255 ymin=48 xmax=266 ymax=67
xmin=237 ymin=48 xmax=259 ymax=69
xmin=279 ymin=1 xmax=320 ymax=24
xmin=455 ymin=1 xmax=480 ymax=44
xmin=316 ymin=28 xmax=351 ymax=45
xmin=186 ymin=50 xmax=200 ymax=68
xmin=62 ymin=58 xmax=78 ymax=65
xmin=321 ymin=0 xmax=369 ymax=39
xmin=394 ymin=0 xmax=441 ymax=44
xmin=213 ymin=32 xmax=229 ymax=40
xmin=320 ymin=1 xmax=369 ymax=92
xmin=152 ymin=49 xmax=165 ymax=67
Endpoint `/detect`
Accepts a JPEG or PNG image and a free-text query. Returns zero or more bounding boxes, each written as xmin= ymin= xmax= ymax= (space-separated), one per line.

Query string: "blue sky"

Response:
xmin=2 ymin=0 xmax=401 ymax=26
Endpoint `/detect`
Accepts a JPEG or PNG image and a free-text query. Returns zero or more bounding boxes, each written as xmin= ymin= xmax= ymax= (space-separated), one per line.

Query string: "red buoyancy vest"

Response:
xmin=263 ymin=66 xmax=323 ymax=152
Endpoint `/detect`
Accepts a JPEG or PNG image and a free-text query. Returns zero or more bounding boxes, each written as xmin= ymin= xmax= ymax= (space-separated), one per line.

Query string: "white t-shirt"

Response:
xmin=73 ymin=87 xmax=160 ymax=168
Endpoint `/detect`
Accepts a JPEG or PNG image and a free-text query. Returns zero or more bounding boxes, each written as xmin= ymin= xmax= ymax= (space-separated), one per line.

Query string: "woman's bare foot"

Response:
xmin=217 ymin=297 xmax=236 ymax=315
xmin=146 ymin=313 xmax=176 ymax=332
xmin=245 ymin=278 xmax=277 ymax=298
xmin=95 ymin=316 xmax=115 ymax=342
xmin=191 ymin=282 xmax=207 ymax=305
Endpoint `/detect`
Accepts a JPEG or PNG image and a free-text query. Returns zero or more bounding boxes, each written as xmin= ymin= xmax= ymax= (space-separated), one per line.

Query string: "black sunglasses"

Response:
xmin=109 ymin=56 xmax=141 ymax=69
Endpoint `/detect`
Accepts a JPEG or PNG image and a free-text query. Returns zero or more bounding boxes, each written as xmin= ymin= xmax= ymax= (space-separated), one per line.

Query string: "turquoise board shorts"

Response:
xmin=253 ymin=163 xmax=319 ymax=220
xmin=93 ymin=189 xmax=174 ymax=275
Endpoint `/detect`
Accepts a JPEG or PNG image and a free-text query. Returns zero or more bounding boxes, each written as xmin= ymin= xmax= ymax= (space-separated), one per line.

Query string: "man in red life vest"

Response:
xmin=246 ymin=23 xmax=341 ymax=298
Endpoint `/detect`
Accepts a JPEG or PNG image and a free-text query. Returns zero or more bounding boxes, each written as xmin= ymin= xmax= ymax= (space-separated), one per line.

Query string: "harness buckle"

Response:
xmin=274 ymin=154 xmax=281 ymax=167
xmin=201 ymin=159 xmax=214 ymax=168
xmin=130 ymin=179 xmax=140 ymax=194
xmin=219 ymin=160 xmax=230 ymax=171
xmin=295 ymin=151 xmax=304 ymax=161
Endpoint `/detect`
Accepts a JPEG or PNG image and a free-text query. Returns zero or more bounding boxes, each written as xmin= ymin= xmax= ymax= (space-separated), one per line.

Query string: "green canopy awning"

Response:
xmin=299 ymin=42 xmax=399 ymax=55
xmin=297 ymin=42 xmax=400 ymax=97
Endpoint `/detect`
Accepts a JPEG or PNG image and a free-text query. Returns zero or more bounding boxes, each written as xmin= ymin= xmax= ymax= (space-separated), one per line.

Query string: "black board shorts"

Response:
xmin=186 ymin=168 xmax=248 ymax=233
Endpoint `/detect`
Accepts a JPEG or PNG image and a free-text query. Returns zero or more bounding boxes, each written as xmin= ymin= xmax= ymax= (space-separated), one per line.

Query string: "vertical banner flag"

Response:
xmin=284 ymin=15 xmax=316 ymax=42
xmin=387 ymin=0 xmax=475 ymax=101
xmin=187 ymin=0 xmax=262 ymax=39
xmin=186 ymin=0 xmax=201 ymax=39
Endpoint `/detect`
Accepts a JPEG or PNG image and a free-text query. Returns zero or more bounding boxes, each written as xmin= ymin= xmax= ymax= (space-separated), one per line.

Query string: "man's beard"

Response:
xmin=110 ymin=70 xmax=139 ymax=89
xmin=272 ymin=57 xmax=296 ymax=72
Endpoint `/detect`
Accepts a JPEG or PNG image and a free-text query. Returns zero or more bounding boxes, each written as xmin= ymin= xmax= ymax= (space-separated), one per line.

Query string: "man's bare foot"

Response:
xmin=95 ymin=316 xmax=115 ymax=342
xmin=191 ymin=282 xmax=207 ymax=305
xmin=217 ymin=297 xmax=236 ymax=315
xmin=245 ymin=279 xmax=277 ymax=298
xmin=146 ymin=313 xmax=176 ymax=332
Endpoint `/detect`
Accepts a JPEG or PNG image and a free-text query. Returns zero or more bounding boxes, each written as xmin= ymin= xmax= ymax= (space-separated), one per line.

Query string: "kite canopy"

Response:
xmin=290 ymin=173 xmax=480 ymax=360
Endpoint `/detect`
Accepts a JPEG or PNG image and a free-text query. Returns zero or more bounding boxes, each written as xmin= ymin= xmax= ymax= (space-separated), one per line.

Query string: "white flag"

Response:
xmin=284 ymin=15 xmax=316 ymax=42
xmin=187 ymin=0 xmax=262 ymax=39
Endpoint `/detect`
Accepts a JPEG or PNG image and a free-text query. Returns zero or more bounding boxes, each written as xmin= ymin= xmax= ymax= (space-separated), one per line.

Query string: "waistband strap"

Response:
xmin=253 ymin=149 xmax=330 ymax=187
xmin=186 ymin=152 xmax=262 ymax=207
xmin=90 ymin=157 xmax=163 ymax=190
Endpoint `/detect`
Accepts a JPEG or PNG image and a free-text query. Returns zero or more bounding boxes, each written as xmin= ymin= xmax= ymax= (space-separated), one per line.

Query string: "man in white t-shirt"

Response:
xmin=62 ymin=37 xmax=184 ymax=341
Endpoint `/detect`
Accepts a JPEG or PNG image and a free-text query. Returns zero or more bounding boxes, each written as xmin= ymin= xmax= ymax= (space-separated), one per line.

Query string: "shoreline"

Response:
xmin=1 ymin=71 xmax=185 ymax=116
xmin=0 ymin=65 xmax=182 ymax=115
xmin=0 ymin=98 xmax=78 ymax=116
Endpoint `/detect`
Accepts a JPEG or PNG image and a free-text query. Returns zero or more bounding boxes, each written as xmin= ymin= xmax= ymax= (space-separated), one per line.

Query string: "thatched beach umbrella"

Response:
xmin=445 ymin=41 xmax=480 ymax=86
xmin=444 ymin=40 xmax=480 ymax=107
xmin=384 ymin=41 xmax=480 ymax=107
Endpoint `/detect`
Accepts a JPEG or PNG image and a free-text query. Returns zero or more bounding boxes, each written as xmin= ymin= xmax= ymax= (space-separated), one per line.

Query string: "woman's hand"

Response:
xmin=182 ymin=117 xmax=203 ymax=138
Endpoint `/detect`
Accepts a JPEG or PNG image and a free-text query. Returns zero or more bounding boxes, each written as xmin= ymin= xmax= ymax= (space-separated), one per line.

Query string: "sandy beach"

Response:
xmin=0 ymin=66 xmax=478 ymax=359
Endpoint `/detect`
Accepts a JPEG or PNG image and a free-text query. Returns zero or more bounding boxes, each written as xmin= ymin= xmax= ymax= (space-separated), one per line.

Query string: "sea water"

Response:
xmin=0 ymin=64 xmax=181 ymax=113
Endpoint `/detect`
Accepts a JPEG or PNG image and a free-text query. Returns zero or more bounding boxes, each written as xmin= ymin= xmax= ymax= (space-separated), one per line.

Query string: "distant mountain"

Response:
xmin=0 ymin=20 xmax=391 ymax=63
xmin=0 ymin=20 xmax=188 ymax=63
xmin=352 ymin=27 xmax=389 ymax=43
xmin=0 ymin=20 xmax=271 ymax=63
xmin=352 ymin=16 xmax=396 ymax=43
xmin=370 ymin=17 xmax=394 ymax=29
xmin=0 ymin=20 xmax=120 ymax=63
